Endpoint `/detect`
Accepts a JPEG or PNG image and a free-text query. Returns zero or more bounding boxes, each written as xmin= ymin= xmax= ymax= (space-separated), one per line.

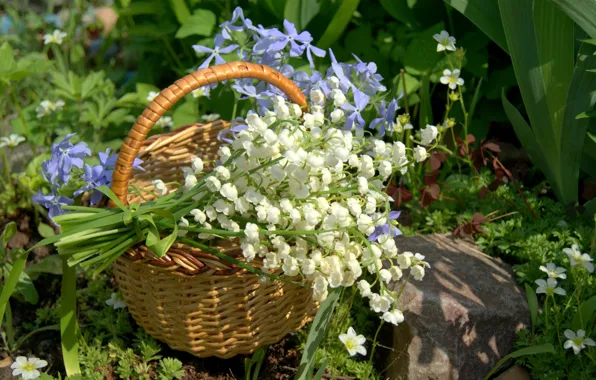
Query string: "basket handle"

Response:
xmin=110 ymin=62 xmax=308 ymax=204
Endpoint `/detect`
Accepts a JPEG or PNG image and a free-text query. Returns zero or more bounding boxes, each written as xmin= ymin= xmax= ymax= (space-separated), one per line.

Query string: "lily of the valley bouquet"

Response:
xmin=28 ymin=7 xmax=464 ymax=361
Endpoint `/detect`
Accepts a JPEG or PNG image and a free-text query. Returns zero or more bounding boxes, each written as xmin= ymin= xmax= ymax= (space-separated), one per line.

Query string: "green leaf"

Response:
xmin=261 ymin=0 xmax=285 ymax=19
xmin=60 ymin=260 xmax=81 ymax=376
xmin=552 ymin=0 xmax=596 ymax=39
xmin=37 ymin=223 xmax=56 ymax=238
xmin=295 ymin=288 xmax=341 ymax=380
xmin=484 ymin=344 xmax=555 ymax=380
xmin=175 ymin=9 xmax=216 ymax=39
xmin=403 ymin=23 xmax=444 ymax=76
xmin=15 ymin=268 xmax=38 ymax=304
xmin=173 ymin=99 xmax=197 ymax=126
xmin=560 ymin=42 xmax=596 ymax=204
xmin=168 ymin=0 xmax=191 ymax=25
xmin=317 ymin=0 xmax=360 ymax=49
xmin=70 ymin=44 xmax=85 ymax=65
xmin=501 ymin=90 xmax=551 ymax=181
xmin=1 ymin=222 xmax=17 ymax=258
xmin=0 ymin=42 xmax=17 ymax=78
xmin=577 ymin=109 xmax=596 ymax=119
xmin=572 ymin=295 xmax=596 ymax=330
xmin=443 ymin=0 xmax=508 ymax=53
xmin=312 ymin=358 xmax=329 ymax=380
xmin=380 ymin=0 xmax=422 ymax=30
xmin=499 ymin=0 xmax=575 ymax=204
xmin=0 ymin=250 xmax=29 ymax=327
xmin=419 ymin=76 xmax=432 ymax=128
xmin=284 ymin=0 xmax=321 ymax=30
xmin=524 ymin=283 xmax=538 ymax=333
xmin=139 ymin=211 xmax=178 ymax=258
xmin=136 ymin=83 xmax=161 ymax=105
xmin=26 ymin=255 xmax=63 ymax=278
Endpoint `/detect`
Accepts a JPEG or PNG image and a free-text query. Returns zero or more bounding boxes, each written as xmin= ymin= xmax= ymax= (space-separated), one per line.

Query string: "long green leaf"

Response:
xmin=484 ymin=344 xmax=555 ymax=380
xmin=60 ymin=260 xmax=81 ymax=376
xmin=524 ymin=284 xmax=538 ymax=333
xmin=552 ymin=0 xmax=596 ymax=39
xmin=572 ymin=295 xmax=596 ymax=330
xmin=284 ymin=0 xmax=321 ymax=30
xmin=560 ymin=42 xmax=596 ymax=202
xmin=168 ymin=0 xmax=191 ymax=25
xmin=0 ymin=221 xmax=16 ymax=259
xmin=0 ymin=251 xmax=28 ymax=326
xmin=312 ymin=358 xmax=329 ymax=380
xmin=499 ymin=0 xmax=575 ymax=204
xmin=442 ymin=0 xmax=508 ymax=53
xmin=295 ymin=288 xmax=341 ymax=380
xmin=501 ymin=90 xmax=550 ymax=180
xmin=317 ymin=0 xmax=360 ymax=49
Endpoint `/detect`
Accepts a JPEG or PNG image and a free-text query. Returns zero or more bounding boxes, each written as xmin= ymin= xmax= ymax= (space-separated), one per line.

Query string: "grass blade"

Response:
xmin=317 ymin=0 xmax=360 ymax=49
xmin=484 ymin=344 xmax=555 ymax=380
xmin=60 ymin=259 xmax=81 ymax=376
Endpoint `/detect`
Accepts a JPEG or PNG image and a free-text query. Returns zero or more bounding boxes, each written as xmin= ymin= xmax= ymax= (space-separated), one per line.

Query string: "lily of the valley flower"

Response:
xmin=156 ymin=116 xmax=174 ymax=128
xmin=563 ymin=244 xmax=594 ymax=273
xmin=43 ymin=29 xmax=67 ymax=45
xmin=201 ymin=114 xmax=221 ymax=122
xmin=440 ymin=69 xmax=464 ymax=90
xmin=563 ymin=329 xmax=596 ymax=355
xmin=11 ymin=356 xmax=48 ymax=379
xmin=146 ymin=91 xmax=159 ymax=102
xmin=433 ymin=30 xmax=456 ymax=52
xmin=420 ymin=124 xmax=438 ymax=145
xmin=0 ymin=134 xmax=25 ymax=148
xmin=539 ymin=262 xmax=567 ymax=280
xmin=535 ymin=278 xmax=566 ymax=296
xmin=339 ymin=327 xmax=367 ymax=356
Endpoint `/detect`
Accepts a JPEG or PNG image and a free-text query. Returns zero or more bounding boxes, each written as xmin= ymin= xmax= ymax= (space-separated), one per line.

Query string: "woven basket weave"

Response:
xmin=110 ymin=62 xmax=316 ymax=359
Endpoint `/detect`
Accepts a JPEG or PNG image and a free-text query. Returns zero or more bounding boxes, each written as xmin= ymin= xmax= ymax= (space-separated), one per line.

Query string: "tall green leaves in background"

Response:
xmin=448 ymin=0 xmax=596 ymax=206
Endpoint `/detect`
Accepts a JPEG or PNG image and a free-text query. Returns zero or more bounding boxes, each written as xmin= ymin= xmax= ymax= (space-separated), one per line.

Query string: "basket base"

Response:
xmin=113 ymin=256 xmax=316 ymax=359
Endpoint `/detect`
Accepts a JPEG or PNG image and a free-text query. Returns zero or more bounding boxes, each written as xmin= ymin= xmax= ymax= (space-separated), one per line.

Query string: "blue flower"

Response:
xmin=42 ymin=133 xmax=91 ymax=185
xmin=32 ymin=191 xmax=74 ymax=219
xmin=193 ymin=34 xmax=239 ymax=69
xmin=368 ymin=211 xmax=402 ymax=242
xmin=218 ymin=117 xmax=249 ymax=144
xmin=220 ymin=7 xmax=256 ymax=39
xmin=304 ymin=41 xmax=326 ymax=68
xmin=352 ymin=54 xmax=386 ymax=94
xmin=266 ymin=20 xmax=312 ymax=56
xmin=74 ymin=164 xmax=106 ymax=205
xmin=343 ymin=88 xmax=370 ymax=131
xmin=369 ymin=98 xmax=399 ymax=137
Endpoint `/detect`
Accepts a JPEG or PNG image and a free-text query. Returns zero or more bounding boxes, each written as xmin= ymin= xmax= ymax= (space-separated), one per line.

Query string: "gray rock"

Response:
xmin=387 ymin=234 xmax=529 ymax=380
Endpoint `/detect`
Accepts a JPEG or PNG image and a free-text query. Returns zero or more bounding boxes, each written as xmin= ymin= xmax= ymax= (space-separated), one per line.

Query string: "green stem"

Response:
xmin=162 ymin=37 xmax=185 ymax=72
xmin=365 ymin=320 xmax=384 ymax=380
xmin=5 ymin=301 xmax=14 ymax=350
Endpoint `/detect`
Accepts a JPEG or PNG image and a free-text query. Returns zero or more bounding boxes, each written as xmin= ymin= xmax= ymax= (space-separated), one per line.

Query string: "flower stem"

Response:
xmin=365 ymin=320 xmax=385 ymax=380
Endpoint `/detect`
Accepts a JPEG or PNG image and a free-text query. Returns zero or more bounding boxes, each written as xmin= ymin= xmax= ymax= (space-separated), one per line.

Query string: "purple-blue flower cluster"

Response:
xmin=32 ymin=134 xmax=143 ymax=218
xmin=194 ymin=7 xmax=401 ymax=134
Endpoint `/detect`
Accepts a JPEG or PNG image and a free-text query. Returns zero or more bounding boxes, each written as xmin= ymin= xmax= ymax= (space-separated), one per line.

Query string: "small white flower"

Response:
xmin=201 ymin=113 xmax=221 ymax=122
xmin=215 ymin=166 xmax=231 ymax=180
xmin=413 ymin=146 xmax=428 ymax=163
xmin=539 ymin=262 xmax=567 ymax=280
xmin=105 ymin=292 xmax=126 ymax=309
xmin=411 ymin=265 xmax=426 ymax=281
xmin=146 ymin=91 xmax=159 ymax=102
xmin=220 ymin=183 xmax=238 ymax=201
xmin=11 ymin=356 xmax=48 ymax=379
xmin=241 ymin=242 xmax=256 ymax=261
xmin=184 ymin=174 xmax=197 ymax=190
xmin=339 ymin=327 xmax=367 ymax=356
xmin=206 ymin=176 xmax=222 ymax=192
xmin=178 ymin=217 xmax=190 ymax=237
xmin=191 ymin=87 xmax=209 ymax=98
xmin=330 ymin=89 xmax=346 ymax=107
xmin=151 ymin=179 xmax=168 ymax=196
xmin=370 ymin=293 xmax=392 ymax=313
xmin=440 ymin=69 xmax=464 ymax=90
xmin=420 ymin=124 xmax=438 ymax=145
xmin=357 ymin=177 xmax=368 ymax=195
xmin=397 ymin=252 xmax=413 ymax=269
xmin=433 ymin=30 xmax=456 ymax=52
xmin=36 ymin=99 xmax=65 ymax=118
xmin=190 ymin=209 xmax=206 ymax=224
xmin=564 ymin=329 xmax=596 ymax=355
xmin=379 ymin=269 xmax=392 ymax=284
xmin=191 ymin=157 xmax=204 ymax=173
xmin=244 ymin=223 xmax=260 ymax=243
xmin=535 ymin=278 xmax=566 ymax=296
xmin=330 ymin=109 xmax=344 ymax=123
xmin=43 ymin=29 xmax=67 ymax=45
xmin=382 ymin=309 xmax=405 ymax=326
xmin=310 ymin=89 xmax=326 ymax=105
xmin=354 ymin=280 xmax=371 ymax=299
xmin=156 ymin=116 xmax=173 ymax=128
xmin=0 ymin=134 xmax=26 ymax=148
xmin=563 ymin=244 xmax=594 ymax=273
xmin=389 ymin=266 xmax=403 ymax=281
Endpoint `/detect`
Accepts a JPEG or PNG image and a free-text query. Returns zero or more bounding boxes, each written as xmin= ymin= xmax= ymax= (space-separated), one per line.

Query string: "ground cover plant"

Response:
xmin=0 ymin=0 xmax=595 ymax=379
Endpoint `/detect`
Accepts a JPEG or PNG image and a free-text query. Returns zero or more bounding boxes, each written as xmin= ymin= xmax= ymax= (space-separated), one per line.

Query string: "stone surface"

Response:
xmin=387 ymin=234 xmax=530 ymax=380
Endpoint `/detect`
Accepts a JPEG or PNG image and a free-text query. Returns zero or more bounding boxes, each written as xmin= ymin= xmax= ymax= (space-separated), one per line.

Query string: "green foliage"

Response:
xmin=157 ymin=357 xmax=185 ymax=380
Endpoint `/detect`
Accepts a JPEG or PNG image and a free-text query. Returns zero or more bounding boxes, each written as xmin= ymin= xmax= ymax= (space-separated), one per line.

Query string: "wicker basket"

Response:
xmin=109 ymin=62 xmax=316 ymax=359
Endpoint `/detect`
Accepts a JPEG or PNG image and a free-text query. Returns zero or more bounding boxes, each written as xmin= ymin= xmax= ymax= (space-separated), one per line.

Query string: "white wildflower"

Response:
xmin=564 ymin=329 xmax=596 ymax=355
xmin=539 ymin=262 xmax=567 ymax=280
xmin=433 ymin=30 xmax=456 ymax=52
xmin=535 ymin=278 xmax=566 ymax=296
xmin=105 ymin=292 xmax=126 ymax=309
xmin=440 ymin=69 xmax=464 ymax=90
xmin=563 ymin=244 xmax=594 ymax=273
xmin=43 ymin=29 xmax=67 ymax=45
xmin=11 ymin=356 xmax=48 ymax=380
xmin=0 ymin=134 xmax=26 ymax=148
xmin=339 ymin=327 xmax=367 ymax=356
